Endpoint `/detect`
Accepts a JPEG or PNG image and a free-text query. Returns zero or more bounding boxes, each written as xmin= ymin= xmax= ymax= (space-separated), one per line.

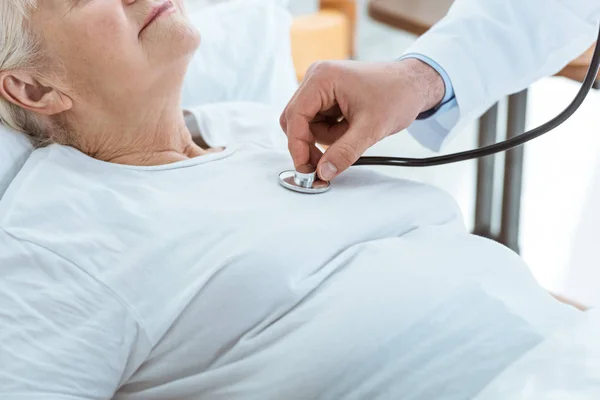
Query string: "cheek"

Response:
xmin=42 ymin=17 xmax=142 ymax=101
xmin=56 ymin=17 xmax=138 ymax=79
xmin=77 ymin=15 xmax=131 ymax=62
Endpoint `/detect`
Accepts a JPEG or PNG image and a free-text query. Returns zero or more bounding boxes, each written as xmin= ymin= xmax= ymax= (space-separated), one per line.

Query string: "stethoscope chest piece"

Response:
xmin=278 ymin=165 xmax=330 ymax=194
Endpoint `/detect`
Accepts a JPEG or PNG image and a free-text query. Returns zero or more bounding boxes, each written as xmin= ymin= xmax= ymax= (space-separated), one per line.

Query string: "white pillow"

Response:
xmin=181 ymin=0 xmax=298 ymax=113
xmin=0 ymin=125 xmax=33 ymax=198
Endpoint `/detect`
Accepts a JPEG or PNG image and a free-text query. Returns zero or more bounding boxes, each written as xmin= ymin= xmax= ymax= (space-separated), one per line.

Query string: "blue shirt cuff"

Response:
xmin=400 ymin=53 xmax=456 ymax=115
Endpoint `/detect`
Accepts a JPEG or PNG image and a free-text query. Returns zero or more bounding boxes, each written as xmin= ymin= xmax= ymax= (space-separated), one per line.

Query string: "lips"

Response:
xmin=140 ymin=0 xmax=174 ymax=36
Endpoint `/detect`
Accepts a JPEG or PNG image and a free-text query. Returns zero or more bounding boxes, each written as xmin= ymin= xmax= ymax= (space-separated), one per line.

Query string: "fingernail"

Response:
xmin=320 ymin=162 xmax=338 ymax=181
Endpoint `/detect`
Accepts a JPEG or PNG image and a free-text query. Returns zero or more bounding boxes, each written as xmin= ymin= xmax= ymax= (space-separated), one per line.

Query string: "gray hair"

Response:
xmin=0 ymin=0 xmax=49 ymax=145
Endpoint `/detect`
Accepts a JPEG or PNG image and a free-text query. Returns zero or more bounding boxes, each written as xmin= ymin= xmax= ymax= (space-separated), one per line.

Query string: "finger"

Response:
xmin=280 ymin=78 xmax=306 ymax=134
xmin=310 ymin=105 xmax=343 ymax=125
xmin=280 ymin=63 xmax=334 ymax=135
xmin=309 ymin=143 xmax=324 ymax=167
xmin=280 ymin=89 xmax=298 ymax=134
xmin=284 ymin=93 xmax=336 ymax=167
xmin=282 ymin=63 xmax=341 ymax=167
xmin=286 ymin=112 xmax=318 ymax=167
xmin=280 ymin=112 xmax=288 ymax=133
xmin=317 ymin=118 xmax=375 ymax=181
xmin=319 ymin=104 xmax=343 ymax=118
xmin=282 ymin=87 xmax=319 ymax=166
xmin=310 ymin=120 xmax=350 ymax=146
xmin=288 ymin=141 xmax=322 ymax=170
xmin=288 ymin=138 xmax=311 ymax=168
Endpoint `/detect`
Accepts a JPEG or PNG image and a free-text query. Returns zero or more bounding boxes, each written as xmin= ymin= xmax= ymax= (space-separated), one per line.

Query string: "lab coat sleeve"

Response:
xmin=405 ymin=0 xmax=600 ymax=151
xmin=0 ymin=231 xmax=148 ymax=399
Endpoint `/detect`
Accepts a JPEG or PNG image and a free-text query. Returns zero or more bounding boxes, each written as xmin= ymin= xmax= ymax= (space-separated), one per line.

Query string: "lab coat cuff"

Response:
xmin=403 ymin=33 xmax=489 ymax=147
xmin=407 ymin=101 xmax=460 ymax=152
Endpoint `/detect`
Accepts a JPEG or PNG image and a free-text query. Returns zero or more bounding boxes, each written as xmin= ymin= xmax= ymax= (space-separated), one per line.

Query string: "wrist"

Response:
xmin=400 ymin=58 xmax=446 ymax=113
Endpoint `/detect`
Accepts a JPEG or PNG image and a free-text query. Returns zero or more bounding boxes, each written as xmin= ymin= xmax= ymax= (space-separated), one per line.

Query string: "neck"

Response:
xmin=66 ymin=100 xmax=210 ymax=166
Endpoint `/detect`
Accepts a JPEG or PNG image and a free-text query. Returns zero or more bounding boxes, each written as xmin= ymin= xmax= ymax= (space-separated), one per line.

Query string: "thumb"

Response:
xmin=317 ymin=119 xmax=374 ymax=181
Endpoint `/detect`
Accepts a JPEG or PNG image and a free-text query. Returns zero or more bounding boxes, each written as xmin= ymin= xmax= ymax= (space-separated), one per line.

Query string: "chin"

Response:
xmin=174 ymin=19 xmax=202 ymax=57
xmin=144 ymin=15 xmax=201 ymax=64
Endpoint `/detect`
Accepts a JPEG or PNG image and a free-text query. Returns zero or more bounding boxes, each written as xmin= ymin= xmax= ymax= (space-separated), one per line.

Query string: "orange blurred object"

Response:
xmin=290 ymin=0 xmax=358 ymax=82
xmin=556 ymin=45 xmax=600 ymax=84
xmin=320 ymin=0 xmax=357 ymax=55
xmin=291 ymin=10 xmax=351 ymax=82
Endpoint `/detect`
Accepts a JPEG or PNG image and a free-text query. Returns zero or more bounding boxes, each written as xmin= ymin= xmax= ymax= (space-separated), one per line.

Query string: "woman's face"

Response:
xmin=32 ymin=0 xmax=200 ymax=114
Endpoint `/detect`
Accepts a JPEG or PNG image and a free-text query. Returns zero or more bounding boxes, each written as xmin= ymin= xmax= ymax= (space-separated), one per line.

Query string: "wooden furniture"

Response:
xmin=369 ymin=0 xmax=450 ymax=36
xmin=552 ymin=293 xmax=590 ymax=312
xmin=290 ymin=0 xmax=358 ymax=82
xmin=557 ymin=46 xmax=600 ymax=87
xmin=368 ymin=0 xmax=599 ymax=254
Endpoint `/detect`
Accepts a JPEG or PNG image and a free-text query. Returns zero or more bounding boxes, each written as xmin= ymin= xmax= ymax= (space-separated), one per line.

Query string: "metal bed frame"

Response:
xmin=474 ymin=91 xmax=528 ymax=254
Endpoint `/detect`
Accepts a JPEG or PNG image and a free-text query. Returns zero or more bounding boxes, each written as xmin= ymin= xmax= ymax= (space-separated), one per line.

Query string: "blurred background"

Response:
xmin=186 ymin=0 xmax=600 ymax=308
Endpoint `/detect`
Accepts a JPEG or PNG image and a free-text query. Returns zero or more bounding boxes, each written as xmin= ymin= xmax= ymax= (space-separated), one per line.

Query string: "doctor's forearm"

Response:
xmin=401 ymin=58 xmax=446 ymax=113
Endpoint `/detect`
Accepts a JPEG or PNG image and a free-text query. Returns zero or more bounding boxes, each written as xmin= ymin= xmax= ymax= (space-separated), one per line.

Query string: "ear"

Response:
xmin=0 ymin=71 xmax=73 ymax=116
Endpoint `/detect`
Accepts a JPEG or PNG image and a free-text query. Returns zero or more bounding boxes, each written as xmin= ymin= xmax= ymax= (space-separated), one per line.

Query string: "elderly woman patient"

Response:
xmin=0 ymin=1 xmax=584 ymax=399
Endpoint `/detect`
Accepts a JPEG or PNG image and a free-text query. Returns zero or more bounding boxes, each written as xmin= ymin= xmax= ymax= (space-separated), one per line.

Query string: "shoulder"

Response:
xmin=0 ymin=228 xmax=146 ymax=336
xmin=0 ymin=144 xmax=136 ymax=235
xmin=0 ymin=228 xmax=152 ymax=395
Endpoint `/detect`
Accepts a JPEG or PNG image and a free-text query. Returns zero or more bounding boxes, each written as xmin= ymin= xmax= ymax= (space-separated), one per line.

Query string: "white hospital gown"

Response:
xmin=0 ymin=103 xmax=580 ymax=399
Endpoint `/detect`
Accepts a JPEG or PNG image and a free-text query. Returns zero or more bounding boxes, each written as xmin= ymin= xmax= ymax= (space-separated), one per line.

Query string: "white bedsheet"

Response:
xmin=476 ymin=308 xmax=600 ymax=399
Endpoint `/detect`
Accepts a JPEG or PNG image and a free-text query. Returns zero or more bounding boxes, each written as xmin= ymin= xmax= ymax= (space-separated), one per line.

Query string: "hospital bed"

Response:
xmin=0 ymin=0 xmax=590 ymax=312
xmin=0 ymin=0 xmax=590 ymax=310
xmin=1 ymin=2 xmax=598 ymax=396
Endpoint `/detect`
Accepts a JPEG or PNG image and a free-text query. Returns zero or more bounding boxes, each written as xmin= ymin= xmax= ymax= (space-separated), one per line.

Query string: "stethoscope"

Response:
xmin=280 ymin=25 xmax=600 ymax=195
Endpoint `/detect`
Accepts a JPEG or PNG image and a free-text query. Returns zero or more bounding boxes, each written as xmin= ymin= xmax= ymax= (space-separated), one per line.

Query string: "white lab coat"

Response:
xmin=404 ymin=4 xmax=600 ymax=396
xmin=406 ymin=0 xmax=600 ymax=151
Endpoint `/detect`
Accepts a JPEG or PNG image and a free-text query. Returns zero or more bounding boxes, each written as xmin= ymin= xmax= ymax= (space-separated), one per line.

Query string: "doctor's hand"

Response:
xmin=280 ymin=59 xmax=445 ymax=181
